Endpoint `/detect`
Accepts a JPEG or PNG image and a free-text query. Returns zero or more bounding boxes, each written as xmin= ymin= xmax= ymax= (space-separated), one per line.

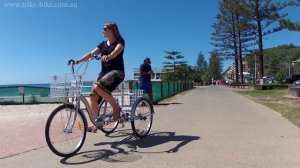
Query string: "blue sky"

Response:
xmin=0 ymin=0 xmax=299 ymax=85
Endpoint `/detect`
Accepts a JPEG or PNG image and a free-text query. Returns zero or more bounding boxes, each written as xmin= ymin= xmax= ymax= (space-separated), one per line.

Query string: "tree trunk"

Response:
xmin=236 ymin=14 xmax=244 ymax=84
xmin=232 ymin=13 xmax=239 ymax=83
xmin=255 ymin=0 xmax=264 ymax=79
xmin=235 ymin=56 xmax=239 ymax=83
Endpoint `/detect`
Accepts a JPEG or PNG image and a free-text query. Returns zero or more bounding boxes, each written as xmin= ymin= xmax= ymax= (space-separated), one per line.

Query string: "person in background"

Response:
xmin=75 ymin=22 xmax=125 ymax=133
xmin=139 ymin=57 xmax=153 ymax=101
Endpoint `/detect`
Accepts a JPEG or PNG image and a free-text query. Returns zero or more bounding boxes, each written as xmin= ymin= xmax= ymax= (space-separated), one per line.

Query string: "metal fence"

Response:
xmin=131 ymin=81 xmax=194 ymax=104
xmin=0 ymin=81 xmax=194 ymax=104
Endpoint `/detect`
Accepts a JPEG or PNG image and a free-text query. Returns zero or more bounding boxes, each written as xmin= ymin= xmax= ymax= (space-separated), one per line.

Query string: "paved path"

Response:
xmin=1 ymin=86 xmax=300 ymax=168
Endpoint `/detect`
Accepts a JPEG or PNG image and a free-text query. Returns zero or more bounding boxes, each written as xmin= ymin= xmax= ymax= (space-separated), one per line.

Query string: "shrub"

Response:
xmin=274 ymin=71 xmax=286 ymax=84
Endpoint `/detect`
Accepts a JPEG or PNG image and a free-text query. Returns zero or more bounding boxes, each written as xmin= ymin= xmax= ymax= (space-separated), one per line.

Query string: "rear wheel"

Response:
xmin=45 ymin=104 xmax=87 ymax=157
xmin=131 ymin=97 xmax=154 ymax=138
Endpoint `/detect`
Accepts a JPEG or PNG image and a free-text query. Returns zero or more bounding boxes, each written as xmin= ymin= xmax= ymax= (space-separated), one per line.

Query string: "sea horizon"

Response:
xmin=0 ymin=81 xmax=96 ymax=88
xmin=0 ymin=82 xmax=95 ymax=98
xmin=0 ymin=83 xmax=51 ymax=88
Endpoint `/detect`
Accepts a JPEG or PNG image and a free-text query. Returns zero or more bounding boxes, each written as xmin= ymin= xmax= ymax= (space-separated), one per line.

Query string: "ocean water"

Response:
xmin=0 ymin=82 xmax=93 ymax=98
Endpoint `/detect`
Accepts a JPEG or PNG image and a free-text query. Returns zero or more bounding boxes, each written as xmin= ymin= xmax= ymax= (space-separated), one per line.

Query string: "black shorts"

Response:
xmin=91 ymin=70 xmax=125 ymax=95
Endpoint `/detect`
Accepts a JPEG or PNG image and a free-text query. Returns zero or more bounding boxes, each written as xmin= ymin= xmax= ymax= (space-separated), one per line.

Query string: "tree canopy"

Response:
xmin=211 ymin=0 xmax=292 ymax=81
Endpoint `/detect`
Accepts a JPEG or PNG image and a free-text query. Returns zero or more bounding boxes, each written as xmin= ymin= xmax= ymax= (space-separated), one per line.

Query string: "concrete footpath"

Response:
xmin=1 ymin=86 xmax=300 ymax=168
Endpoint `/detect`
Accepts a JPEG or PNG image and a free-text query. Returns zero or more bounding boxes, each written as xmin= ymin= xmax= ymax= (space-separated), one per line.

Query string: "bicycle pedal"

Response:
xmin=95 ymin=117 xmax=103 ymax=122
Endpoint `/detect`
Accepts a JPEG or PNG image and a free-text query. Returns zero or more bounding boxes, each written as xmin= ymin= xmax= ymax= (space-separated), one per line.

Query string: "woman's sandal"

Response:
xmin=111 ymin=108 xmax=123 ymax=122
xmin=87 ymin=126 xmax=97 ymax=133
xmin=111 ymin=115 xmax=125 ymax=128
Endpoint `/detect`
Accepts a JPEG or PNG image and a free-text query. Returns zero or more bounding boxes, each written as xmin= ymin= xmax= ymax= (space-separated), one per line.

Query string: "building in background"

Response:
xmin=133 ymin=68 xmax=165 ymax=81
xmin=224 ymin=61 xmax=250 ymax=83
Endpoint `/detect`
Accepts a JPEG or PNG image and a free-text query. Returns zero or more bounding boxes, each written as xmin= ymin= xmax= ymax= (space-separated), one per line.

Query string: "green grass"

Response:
xmin=238 ymin=89 xmax=286 ymax=99
xmin=237 ymin=89 xmax=300 ymax=128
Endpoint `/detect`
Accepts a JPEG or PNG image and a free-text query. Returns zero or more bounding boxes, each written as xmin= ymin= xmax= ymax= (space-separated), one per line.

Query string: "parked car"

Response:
xmin=256 ymin=76 xmax=274 ymax=84
xmin=293 ymin=80 xmax=300 ymax=85
xmin=263 ymin=76 xmax=274 ymax=84
xmin=285 ymin=74 xmax=300 ymax=84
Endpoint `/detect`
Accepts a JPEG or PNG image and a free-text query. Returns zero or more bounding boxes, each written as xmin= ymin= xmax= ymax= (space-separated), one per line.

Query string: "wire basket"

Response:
xmin=112 ymin=82 xmax=144 ymax=107
xmin=50 ymin=73 xmax=83 ymax=98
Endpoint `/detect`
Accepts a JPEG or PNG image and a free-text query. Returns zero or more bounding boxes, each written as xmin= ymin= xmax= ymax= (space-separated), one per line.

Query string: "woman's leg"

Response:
xmin=86 ymin=93 xmax=99 ymax=132
xmin=92 ymin=84 xmax=121 ymax=120
xmin=90 ymin=94 xmax=100 ymax=118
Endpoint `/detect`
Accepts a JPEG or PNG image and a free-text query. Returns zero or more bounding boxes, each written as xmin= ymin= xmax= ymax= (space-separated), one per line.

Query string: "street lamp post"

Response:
xmin=288 ymin=56 xmax=291 ymax=76
xmin=288 ymin=63 xmax=290 ymax=76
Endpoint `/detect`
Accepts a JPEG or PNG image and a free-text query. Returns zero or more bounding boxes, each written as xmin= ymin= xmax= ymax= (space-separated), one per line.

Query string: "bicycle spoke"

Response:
xmin=45 ymin=104 xmax=87 ymax=157
xmin=131 ymin=97 xmax=153 ymax=138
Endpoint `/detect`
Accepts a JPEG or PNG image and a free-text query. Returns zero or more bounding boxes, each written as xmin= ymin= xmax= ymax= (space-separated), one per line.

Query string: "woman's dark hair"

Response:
xmin=105 ymin=22 xmax=123 ymax=41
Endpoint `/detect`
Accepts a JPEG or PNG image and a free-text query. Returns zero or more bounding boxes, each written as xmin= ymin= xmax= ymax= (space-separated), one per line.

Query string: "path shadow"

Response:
xmin=155 ymin=102 xmax=183 ymax=106
xmin=60 ymin=131 xmax=200 ymax=165
xmin=103 ymin=128 xmax=133 ymax=138
xmin=96 ymin=131 xmax=200 ymax=154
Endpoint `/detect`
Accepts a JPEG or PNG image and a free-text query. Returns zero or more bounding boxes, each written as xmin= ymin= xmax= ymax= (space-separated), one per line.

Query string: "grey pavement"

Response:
xmin=1 ymin=86 xmax=300 ymax=168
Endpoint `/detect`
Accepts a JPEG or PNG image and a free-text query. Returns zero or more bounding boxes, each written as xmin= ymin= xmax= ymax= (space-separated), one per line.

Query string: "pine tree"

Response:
xmin=211 ymin=1 xmax=240 ymax=82
xmin=162 ymin=50 xmax=188 ymax=81
xmin=196 ymin=52 xmax=208 ymax=70
xmin=208 ymin=50 xmax=223 ymax=80
xmin=281 ymin=19 xmax=300 ymax=32
xmin=281 ymin=0 xmax=300 ymax=31
xmin=239 ymin=0 xmax=289 ymax=78
xmin=211 ymin=0 xmax=256 ymax=83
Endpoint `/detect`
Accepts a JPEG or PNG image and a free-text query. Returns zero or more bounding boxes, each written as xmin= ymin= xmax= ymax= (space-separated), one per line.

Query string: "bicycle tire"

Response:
xmin=97 ymin=100 xmax=119 ymax=134
xmin=131 ymin=97 xmax=154 ymax=138
xmin=45 ymin=104 xmax=87 ymax=157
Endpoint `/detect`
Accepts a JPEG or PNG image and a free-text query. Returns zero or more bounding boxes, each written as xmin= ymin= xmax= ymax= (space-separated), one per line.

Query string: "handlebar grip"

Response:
xmin=68 ymin=55 xmax=99 ymax=66
xmin=68 ymin=59 xmax=75 ymax=65
xmin=93 ymin=55 xmax=101 ymax=60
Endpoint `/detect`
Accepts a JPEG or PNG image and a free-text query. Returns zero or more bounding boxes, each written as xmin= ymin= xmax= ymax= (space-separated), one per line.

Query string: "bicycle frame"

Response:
xmin=73 ymin=94 xmax=133 ymax=127
xmin=64 ymin=56 xmax=129 ymax=129
xmin=46 ymin=55 xmax=154 ymax=157
xmin=64 ymin=56 xmax=153 ymax=129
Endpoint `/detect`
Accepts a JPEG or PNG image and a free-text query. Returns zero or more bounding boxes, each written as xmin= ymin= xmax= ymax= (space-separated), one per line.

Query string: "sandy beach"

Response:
xmin=0 ymin=104 xmax=60 ymax=158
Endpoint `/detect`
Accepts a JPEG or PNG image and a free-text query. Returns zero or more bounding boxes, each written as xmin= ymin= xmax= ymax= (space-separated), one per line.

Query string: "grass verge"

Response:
xmin=237 ymin=89 xmax=300 ymax=128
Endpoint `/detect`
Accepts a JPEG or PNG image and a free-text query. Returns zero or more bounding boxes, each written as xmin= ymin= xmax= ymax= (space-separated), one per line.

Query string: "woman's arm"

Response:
xmin=102 ymin=43 xmax=124 ymax=62
xmin=76 ymin=47 xmax=100 ymax=64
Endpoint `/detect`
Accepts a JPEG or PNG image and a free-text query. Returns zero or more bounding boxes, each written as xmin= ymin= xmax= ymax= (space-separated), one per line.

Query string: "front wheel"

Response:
xmin=45 ymin=104 xmax=87 ymax=157
xmin=131 ymin=97 xmax=154 ymax=138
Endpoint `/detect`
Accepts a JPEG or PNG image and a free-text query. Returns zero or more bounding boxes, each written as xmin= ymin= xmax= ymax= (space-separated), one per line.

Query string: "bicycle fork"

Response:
xmin=64 ymin=98 xmax=80 ymax=133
